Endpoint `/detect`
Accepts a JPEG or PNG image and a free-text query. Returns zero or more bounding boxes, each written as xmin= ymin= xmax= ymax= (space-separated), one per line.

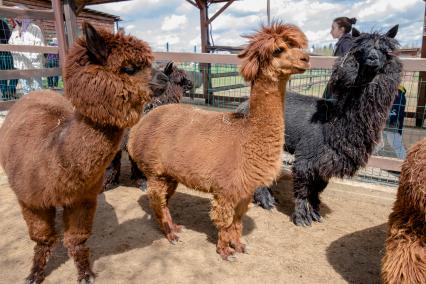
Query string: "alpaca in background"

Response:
xmin=0 ymin=23 xmax=153 ymax=283
xmin=381 ymin=138 xmax=426 ymax=283
xmin=237 ymin=25 xmax=402 ymax=226
xmin=103 ymin=62 xmax=193 ymax=188
xmin=127 ymin=23 xmax=310 ymax=260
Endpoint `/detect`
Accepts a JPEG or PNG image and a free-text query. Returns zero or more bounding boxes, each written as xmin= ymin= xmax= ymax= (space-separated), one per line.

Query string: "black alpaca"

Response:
xmin=237 ymin=25 xmax=402 ymax=226
xmin=104 ymin=62 xmax=193 ymax=188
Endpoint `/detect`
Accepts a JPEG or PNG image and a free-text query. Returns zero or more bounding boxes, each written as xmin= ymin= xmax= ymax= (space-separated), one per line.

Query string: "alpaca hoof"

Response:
xmin=230 ymin=241 xmax=247 ymax=254
xmin=253 ymin=187 xmax=276 ymax=210
xmin=25 ymin=271 xmax=45 ymax=284
xmin=311 ymin=209 xmax=322 ymax=222
xmin=79 ymin=271 xmax=95 ymax=284
xmin=166 ymin=233 xmax=180 ymax=244
xmin=217 ymin=247 xmax=236 ymax=261
xmin=139 ymin=179 xmax=148 ymax=192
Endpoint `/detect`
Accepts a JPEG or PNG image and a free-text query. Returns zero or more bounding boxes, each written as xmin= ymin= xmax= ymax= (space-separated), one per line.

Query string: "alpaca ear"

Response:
xmin=239 ymin=57 xmax=259 ymax=82
xmin=385 ymin=25 xmax=398 ymax=39
xmin=83 ymin=22 xmax=108 ymax=65
xmin=164 ymin=61 xmax=174 ymax=76
xmin=352 ymin=27 xmax=360 ymax=38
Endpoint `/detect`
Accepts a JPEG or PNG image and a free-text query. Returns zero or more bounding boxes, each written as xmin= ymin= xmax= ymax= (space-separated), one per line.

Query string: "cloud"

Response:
xmin=161 ymin=14 xmax=188 ymax=31
xmin=90 ymin=0 xmax=424 ymax=51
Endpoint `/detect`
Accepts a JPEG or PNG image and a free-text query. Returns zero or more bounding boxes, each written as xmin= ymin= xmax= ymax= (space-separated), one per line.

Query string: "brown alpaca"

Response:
xmin=381 ymin=138 xmax=426 ymax=283
xmin=127 ymin=23 xmax=309 ymax=260
xmin=0 ymin=23 xmax=153 ymax=283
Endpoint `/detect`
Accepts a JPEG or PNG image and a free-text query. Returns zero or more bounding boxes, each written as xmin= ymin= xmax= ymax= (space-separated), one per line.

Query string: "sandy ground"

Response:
xmin=0 ymin=153 xmax=396 ymax=284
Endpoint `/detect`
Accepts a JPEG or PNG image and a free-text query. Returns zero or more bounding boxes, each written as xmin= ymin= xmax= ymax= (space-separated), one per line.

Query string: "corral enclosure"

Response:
xmin=1 ymin=1 xmax=426 ymax=283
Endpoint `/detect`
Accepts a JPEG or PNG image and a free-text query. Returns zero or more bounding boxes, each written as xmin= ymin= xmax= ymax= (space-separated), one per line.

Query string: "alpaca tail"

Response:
xmin=382 ymin=232 xmax=426 ymax=284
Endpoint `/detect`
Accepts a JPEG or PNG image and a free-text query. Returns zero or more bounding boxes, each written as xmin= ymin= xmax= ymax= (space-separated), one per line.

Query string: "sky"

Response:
xmin=89 ymin=0 xmax=425 ymax=52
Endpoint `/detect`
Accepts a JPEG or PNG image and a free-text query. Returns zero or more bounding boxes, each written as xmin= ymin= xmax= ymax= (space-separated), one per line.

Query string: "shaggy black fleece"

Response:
xmin=236 ymin=25 xmax=402 ymax=226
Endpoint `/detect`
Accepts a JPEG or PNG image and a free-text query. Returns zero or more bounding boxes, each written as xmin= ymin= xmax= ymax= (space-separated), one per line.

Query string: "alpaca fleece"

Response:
xmin=128 ymin=22 xmax=310 ymax=260
xmin=237 ymin=25 xmax=402 ymax=226
xmin=381 ymin=138 xmax=426 ymax=284
xmin=0 ymin=23 xmax=153 ymax=283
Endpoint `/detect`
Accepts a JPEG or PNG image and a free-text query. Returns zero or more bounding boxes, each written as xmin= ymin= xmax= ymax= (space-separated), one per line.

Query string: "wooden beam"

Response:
xmin=64 ymin=0 xmax=79 ymax=47
xmin=0 ymin=68 xmax=62 ymax=80
xmin=0 ymin=44 xmax=59 ymax=53
xmin=367 ymin=156 xmax=402 ymax=172
xmin=52 ymin=0 xmax=67 ymax=68
xmin=208 ymin=0 xmax=235 ymax=25
xmin=153 ymin=52 xmax=426 ymax=71
xmin=417 ymin=1 xmax=426 ymax=127
xmin=185 ymin=0 xmax=198 ymax=8
xmin=0 ymin=6 xmax=54 ymax=20
xmin=0 ymin=100 xmax=16 ymax=111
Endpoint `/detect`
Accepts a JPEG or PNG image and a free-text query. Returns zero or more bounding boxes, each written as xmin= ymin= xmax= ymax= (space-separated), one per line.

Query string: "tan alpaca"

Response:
xmin=0 ymin=23 xmax=153 ymax=283
xmin=128 ymin=23 xmax=309 ymax=260
xmin=381 ymin=138 xmax=426 ymax=283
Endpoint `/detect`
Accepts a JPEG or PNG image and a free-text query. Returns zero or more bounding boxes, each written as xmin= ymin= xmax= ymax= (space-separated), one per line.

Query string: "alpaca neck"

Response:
xmin=58 ymin=112 xmax=123 ymax=182
xmin=248 ymin=75 xmax=288 ymax=123
xmin=327 ymin=81 xmax=394 ymax=165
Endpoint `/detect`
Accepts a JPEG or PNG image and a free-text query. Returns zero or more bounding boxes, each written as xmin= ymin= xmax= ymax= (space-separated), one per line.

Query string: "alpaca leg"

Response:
xmin=229 ymin=197 xmax=251 ymax=253
xmin=147 ymin=177 xmax=181 ymax=243
xmin=253 ymin=186 xmax=276 ymax=209
xmin=20 ymin=203 xmax=57 ymax=284
xmin=63 ymin=200 xmax=97 ymax=284
xmin=129 ymin=155 xmax=143 ymax=180
xmin=103 ymin=150 xmax=122 ymax=188
xmin=211 ymin=195 xmax=250 ymax=260
xmin=292 ymin=166 xmax=319 ymax=226
xmin=307 ymin=177 xmax=328 ymax=222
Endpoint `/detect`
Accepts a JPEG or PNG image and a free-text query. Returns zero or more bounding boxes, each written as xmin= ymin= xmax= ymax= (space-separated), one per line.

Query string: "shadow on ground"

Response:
xmin=326 ymin=223 xmax=387 ymax=284
xmin=45 ymin=189 xmax=255 ymax=277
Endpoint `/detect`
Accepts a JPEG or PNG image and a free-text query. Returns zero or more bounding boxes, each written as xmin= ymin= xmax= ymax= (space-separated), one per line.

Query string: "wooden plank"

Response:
xmin=0 ymin=6 xmax=54 ymax=20
xmin=366 ymin=156 xmax=402 ymax=172
xmin=154 ymin=52 xmax=240 ymax=64
xmin=0 ymin=100 xmax=16 ymax=111
xmin=154 ymin=53 xmax=426 ymax=71
xmin=0 ymin=68 xmax=62 ymax=80
xmin=208 ymin=0 xmax=236 ymax=24
xmin=64 ymin=0 xmax=78 ymax=46
xmin=210 ymin=71 xmax=239 ymax=78
xmin=0 ymin=44 xmax=59 ymax=53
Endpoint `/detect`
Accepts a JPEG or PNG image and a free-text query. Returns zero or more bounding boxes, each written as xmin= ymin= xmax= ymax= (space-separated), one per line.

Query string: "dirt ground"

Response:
xmin=0 ymin=151 xmax=396 ymax=284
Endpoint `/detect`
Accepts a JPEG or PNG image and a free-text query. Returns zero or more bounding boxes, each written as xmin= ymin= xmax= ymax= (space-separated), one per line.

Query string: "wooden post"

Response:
xmin=52 ymin=0 xmax=67 ymax=69
xmin=64 ymin=0 xmax=78 ymax=47
xmin=267 ymin=0 xmax=270 ymax=25
xmin=417 ymin=2 xmax=426 ymax=127
xmin=196 ymin=0 xmax=212 ymax=104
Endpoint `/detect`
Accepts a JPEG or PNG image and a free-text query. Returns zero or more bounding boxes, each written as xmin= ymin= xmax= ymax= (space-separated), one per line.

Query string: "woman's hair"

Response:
xmin=333 ymin=17 xmax=357 ymax=33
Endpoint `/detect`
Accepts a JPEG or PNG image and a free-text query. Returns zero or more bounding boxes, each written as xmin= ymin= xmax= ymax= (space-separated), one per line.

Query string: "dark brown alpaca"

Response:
xmin=0 ymin=23 xmax=153 ymax=283
xmin=381 ymin=138 xmax=426 ymax=283
xmin=127 ymin=23 xmax=309 ymax=260
xmin=103 ymin=62 xmax=193 ymax=188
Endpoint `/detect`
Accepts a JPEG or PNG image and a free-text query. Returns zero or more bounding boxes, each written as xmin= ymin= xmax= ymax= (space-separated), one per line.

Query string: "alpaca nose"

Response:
xmin=300 ymin=54 xmax=309 ymax=62
xmin=368 ymin=50 xmax=379 ymax=60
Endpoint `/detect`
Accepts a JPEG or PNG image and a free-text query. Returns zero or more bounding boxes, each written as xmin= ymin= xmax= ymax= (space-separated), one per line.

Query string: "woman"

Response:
xmin=323 ymin=16 xmax=357 ymax=99
xmin=8 ymin=9 xmax=45 ymax=95
xmin=330 ymin=17 xmax=357 ymax=56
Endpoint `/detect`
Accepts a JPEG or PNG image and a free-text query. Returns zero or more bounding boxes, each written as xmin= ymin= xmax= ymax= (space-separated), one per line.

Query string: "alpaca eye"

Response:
xmin=273 ymin=47 xmax=284 ymax=56
xmin=121 ymin=66 xmax=138 ymax=75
